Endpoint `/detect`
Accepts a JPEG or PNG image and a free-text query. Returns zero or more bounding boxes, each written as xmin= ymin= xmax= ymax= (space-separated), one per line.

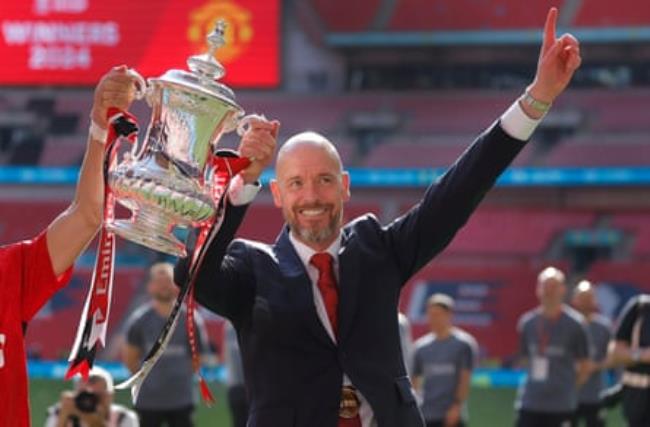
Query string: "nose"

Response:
xmin=300 ymin=180 xmax=320 ymax=204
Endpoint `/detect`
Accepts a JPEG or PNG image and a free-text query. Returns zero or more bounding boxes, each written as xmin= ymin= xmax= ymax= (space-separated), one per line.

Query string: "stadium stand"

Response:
xmin=588 ymin=259 xmax=650 ymax=287
xmin=542 ymin=135 xmax=650 ymax=167
xmin=13 ymin=88 xmax=646 ymax=169
xmin=388 ymin=0 xmax=562 ymax=31
xmin=39 ymin=136 xmax=85 ymax=166
xmin=611 ymin=212 xmax=650 ymax=255
xmin=309 ymin=0 xmax=650 ymax=32
xmin=426 ymin=207 xmax=595 ymax=257
xmin=310 ymin=0 xmax=380 ymax=31
xmin=573 ymin=1 xmax=650 ymax=27
xmin=0 ymin=200 xmax=67 ymax=244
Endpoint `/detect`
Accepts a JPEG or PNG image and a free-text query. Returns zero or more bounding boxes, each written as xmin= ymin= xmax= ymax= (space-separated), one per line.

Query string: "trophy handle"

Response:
xmin=236 ymin=113 xmax=268 ymax=137
xmin=126 ymin=68 xmax=149 ymax=102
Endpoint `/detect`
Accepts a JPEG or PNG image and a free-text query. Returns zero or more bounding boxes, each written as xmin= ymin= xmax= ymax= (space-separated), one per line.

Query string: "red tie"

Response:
xmin=310 ymin=253 xmax=362 ymax=427
xmin=310 ymin=252 xmax=339 ymax=334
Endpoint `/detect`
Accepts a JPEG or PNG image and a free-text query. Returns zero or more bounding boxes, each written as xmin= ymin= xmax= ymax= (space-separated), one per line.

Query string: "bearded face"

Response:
xmin=271 ymin=142 xmax=350 ymax=251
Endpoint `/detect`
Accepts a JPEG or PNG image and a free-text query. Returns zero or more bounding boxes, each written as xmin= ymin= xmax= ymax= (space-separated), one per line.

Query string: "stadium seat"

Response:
xmin=309 ymin=0 xmax=381 ymax=32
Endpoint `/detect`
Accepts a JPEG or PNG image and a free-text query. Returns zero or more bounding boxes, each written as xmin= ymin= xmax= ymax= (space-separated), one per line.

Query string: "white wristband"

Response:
xmin=89 ymin=119 xmax=108 ymax=143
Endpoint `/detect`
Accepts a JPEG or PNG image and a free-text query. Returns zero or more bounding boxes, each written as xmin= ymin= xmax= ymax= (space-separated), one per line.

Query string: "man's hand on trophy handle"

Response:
xmin=237 ymin=114 xmax=268 ymax=137
xmin=237 ymin=116 xmax=280 ymax=184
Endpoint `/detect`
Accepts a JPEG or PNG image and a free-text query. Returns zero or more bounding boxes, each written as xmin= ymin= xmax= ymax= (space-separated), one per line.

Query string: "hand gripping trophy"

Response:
xmin=67 ymin=21 xmax=261 ymax=403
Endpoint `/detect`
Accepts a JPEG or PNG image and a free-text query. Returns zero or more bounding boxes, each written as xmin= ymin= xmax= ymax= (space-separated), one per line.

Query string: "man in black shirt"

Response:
xmin=610 ymin=294 xmax=650 ymax=427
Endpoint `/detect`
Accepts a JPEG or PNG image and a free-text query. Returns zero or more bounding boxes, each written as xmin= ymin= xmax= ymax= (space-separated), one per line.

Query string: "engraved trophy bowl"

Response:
xmin=106 ymin=21 xmax=249 ymax=258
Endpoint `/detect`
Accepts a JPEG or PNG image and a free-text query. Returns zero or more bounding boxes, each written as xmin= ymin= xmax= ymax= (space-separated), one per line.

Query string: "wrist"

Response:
xmin=90 ymin=108 xmax=108 ymax=129
xmin=239 ymin=170 xmax=260 ymax=185
xmin=518 ymin=88 xmax=552 ymax=120
xmin=526 ymin=82 xmax=555 ymax=105
xmin=89 ymin=119 xmax=108 ymax=143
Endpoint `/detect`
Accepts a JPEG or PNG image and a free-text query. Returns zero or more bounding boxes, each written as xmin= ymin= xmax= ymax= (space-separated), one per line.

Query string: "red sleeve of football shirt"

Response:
xmin=20 ymin=230 xmax=73 ymax=322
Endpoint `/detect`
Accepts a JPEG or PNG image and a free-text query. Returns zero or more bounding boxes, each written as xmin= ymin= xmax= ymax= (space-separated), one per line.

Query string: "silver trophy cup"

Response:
xmin=106 ymin=21 xmax=253 ymax=257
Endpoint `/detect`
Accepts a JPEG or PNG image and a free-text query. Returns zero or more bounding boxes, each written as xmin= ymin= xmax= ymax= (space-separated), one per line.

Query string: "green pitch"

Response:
xmin=30 ymin=380 xmax=625 ymax=426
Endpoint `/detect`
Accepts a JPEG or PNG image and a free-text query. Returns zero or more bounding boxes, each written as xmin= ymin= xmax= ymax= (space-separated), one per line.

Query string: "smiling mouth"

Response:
xmin=299 ymin=207 xmax=328 ymax=217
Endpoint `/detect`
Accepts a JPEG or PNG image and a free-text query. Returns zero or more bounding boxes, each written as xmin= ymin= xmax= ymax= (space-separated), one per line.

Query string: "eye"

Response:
xmin=288 ymin=179 xmax=302 ymax=189
xmin=320 ymin=175 xmax=334 ymax=184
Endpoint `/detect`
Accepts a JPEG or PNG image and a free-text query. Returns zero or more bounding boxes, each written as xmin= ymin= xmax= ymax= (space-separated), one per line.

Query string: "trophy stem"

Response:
xmin=106 ymin=207 xmax=186 ymax=258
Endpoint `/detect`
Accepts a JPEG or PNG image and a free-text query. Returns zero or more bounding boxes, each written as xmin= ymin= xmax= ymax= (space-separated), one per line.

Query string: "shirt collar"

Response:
xmin=288 ymin=229 xmax=342 ymax=270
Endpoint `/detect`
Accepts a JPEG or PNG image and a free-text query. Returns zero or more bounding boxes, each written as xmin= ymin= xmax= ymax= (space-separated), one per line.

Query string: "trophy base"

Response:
xmin=106 ymin=209 xmax=187 ymax=258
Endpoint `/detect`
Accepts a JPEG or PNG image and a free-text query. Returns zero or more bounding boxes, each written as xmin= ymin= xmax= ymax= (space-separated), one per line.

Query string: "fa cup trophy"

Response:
xmin=107 ymin=20 xmax=254 ymax=257
xmin=67 ymin=22 xmax=259 ymax=402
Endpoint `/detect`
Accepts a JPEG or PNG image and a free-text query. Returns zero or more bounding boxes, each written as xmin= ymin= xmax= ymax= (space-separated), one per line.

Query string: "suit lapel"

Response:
xmin=274 ymin=227 xmax=335 ymax=348
xmin=337 ymin=226 xmax=361 ymax=345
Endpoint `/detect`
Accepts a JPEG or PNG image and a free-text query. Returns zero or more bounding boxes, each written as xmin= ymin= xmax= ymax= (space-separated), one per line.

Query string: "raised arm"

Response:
xmin=46 ymin=66 xmax=139 ymax=276
xmin=385 ymin=7 xmax=582 ymax=279
xmin=174 ymin=118 xmax=279 ymax=319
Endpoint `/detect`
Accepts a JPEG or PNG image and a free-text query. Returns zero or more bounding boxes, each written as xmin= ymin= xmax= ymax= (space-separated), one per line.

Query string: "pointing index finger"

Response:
xmin=542 ymin=7 xmax=558 ymax=56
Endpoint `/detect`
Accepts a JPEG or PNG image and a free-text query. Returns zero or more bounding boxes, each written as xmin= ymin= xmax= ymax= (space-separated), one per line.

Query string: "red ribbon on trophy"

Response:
xmin=116 ymin=152 xmax=249 ymax=404
xmin=66 ymin=108 xmax=139 ymax=380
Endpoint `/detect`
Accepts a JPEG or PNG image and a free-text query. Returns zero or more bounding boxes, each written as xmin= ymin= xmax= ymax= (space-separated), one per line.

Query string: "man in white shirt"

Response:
xmin=44 ymin=367 xmax=138 ymax=427
xmin=176 ymin=7 xmax=582 ymax=427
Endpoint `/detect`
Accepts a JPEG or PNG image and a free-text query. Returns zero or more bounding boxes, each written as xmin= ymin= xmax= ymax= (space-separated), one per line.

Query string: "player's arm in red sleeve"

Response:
xmin=46 ymin=66 xmax=139 ymax=277
xmin=20 ymin=67 xmax=139 ymax=320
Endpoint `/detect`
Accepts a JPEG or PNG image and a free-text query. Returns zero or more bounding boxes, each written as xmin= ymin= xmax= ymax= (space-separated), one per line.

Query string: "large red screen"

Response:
xmin=0 ymin=0 xmax=280 ymax=87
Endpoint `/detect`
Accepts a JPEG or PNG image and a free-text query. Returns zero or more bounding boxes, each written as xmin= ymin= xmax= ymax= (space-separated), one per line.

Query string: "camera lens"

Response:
xmin=74 ymin=390 xmax=99 ymax=413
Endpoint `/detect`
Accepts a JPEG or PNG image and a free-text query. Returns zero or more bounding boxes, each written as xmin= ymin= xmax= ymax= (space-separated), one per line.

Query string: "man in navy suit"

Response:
xmin=176 ymin=8 xmax=581 ymax=427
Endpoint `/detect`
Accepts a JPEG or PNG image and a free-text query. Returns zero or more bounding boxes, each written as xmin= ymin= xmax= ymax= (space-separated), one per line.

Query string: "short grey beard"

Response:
xmin=289 ymin=210 xmax=342 ymax=246
xmin=297 ymin=224 xmax=336 ymax=245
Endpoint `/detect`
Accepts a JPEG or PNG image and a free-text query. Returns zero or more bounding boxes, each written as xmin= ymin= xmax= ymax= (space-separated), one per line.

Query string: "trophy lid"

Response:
xmin=151 ymin=20 xmax=242 ymax=111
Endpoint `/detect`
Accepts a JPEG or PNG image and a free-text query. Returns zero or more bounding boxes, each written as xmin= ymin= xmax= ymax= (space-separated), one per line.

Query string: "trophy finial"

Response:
xmin=187 ymin=20 xmax=227 ymax=81
xmin=206 ymin=20 xmax=226 ymax=54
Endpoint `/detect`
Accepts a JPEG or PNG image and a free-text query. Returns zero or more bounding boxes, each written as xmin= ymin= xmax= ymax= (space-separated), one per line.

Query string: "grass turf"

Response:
xmin=30 ymin=380 xmax=625 ymax=426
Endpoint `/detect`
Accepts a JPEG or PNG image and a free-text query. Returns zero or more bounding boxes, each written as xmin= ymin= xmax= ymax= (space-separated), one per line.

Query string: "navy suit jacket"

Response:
xmin=176 ymin=122 xmax=527 ymax=427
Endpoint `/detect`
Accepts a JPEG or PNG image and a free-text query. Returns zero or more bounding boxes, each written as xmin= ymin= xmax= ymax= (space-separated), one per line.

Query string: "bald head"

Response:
xmin=572 ymin=280 xmax=599 ymax=316
xmin=276 ymin=132 xmax=343 ymax=174
xmin=536 ymin=266 xmax=567 ymax=308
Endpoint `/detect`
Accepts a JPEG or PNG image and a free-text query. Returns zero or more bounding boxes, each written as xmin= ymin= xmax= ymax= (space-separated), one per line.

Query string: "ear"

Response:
xmin=270 ymin=179 xmax=282 ymax=208
xmin=341 ymin=171 xmax=351 ymax=202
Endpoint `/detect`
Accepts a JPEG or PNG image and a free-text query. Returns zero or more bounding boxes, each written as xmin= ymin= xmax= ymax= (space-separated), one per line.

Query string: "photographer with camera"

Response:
xmin=44 ymin=367 xmax=138 ymax=427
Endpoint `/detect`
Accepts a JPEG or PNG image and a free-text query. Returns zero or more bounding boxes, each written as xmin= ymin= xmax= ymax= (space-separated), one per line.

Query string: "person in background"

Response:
xmin=44 ymin=366 xmax=138 ymax=427
xmin=122 ymin=262 xmax=211 ymax=427
xmin=515 ymin=266 xmax=592 ymax=427
xmin=413 ymin=294 xmax=477 ymax=427
xmin=609 ymin=294 xmax=650 ymax=427
xmin=571 ymin=280 xmax=613 ymax=427
xmin=0 ymin=66 xmax=139 ymax=427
